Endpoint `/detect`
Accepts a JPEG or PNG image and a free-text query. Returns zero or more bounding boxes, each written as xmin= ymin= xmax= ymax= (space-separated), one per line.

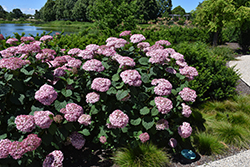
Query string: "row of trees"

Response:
xmin=0 ymin=5 xmax=33 ymax=20
xmin=37 ymin=0 xmax=174 ymax=22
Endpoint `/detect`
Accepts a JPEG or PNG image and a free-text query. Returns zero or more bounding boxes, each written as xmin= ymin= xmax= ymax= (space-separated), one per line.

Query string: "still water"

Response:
xmin=0 ymin=23 xmax=78 ymax=38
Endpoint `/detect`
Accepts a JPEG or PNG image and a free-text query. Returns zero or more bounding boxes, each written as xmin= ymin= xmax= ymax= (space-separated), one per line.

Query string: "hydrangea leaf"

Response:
xmin=142 ymin=116 xmax=154 ymax=130
xmin=79 ymin=129 xmax=90 ymax=136
xmin=116 ymin=90 xmax=129 ymax=101
xmin=130 ymin=118 xmax=141 ymax=126
xmin=140 ymin=106 xmax=150 ymax=115
xmin=138 ymin=57 xmax=149 ymax=65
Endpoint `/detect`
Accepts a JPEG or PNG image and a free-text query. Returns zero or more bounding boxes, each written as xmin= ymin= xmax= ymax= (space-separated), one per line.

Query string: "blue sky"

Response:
xmin=1 ymin=0 xmax=203 ymax=15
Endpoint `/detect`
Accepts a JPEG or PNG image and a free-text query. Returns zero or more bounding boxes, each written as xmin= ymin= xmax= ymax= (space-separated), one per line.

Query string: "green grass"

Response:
xmin=112 ymin=143 xmax=170 ymax=167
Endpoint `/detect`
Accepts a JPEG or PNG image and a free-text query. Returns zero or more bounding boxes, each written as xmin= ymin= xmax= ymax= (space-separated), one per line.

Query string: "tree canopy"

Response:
xmin=171 ymin=5 xmax=186 ymax=16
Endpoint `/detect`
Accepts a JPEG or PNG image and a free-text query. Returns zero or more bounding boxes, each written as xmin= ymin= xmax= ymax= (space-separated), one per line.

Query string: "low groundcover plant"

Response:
xmin=0 ymin=31 xmax=198 ymax=166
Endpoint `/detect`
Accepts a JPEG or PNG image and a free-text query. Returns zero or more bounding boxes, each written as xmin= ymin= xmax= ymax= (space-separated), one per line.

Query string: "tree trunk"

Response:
xmin=213 ymin=31 xmax=218 ymax=46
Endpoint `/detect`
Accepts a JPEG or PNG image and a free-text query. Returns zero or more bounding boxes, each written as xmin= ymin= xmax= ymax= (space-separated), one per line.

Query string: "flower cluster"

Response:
xmin=151 ymin=79 xmax=172 ymax=96
xmin=43 ymin=150 xmax=64 ymax=167
xmin=156 ymin=119 xmax=169 ymax=130
xmin=130 ymin=34 xmax=146 ymax=43
xmin=14 ymin=115 xmax=36 ymax=133
xmin=178 ymin=122 xmax=192 ymax=138
xmin=6 ymin=38 xmax=18 ymax=45
xmin=116 ymin=56 xmax=135 ymax=69
xmin=179 ymin=66 xmax=198 ymax=80
xmin=146 ymin=49 xmax=170 ymax=64
xmin=139 ymin=132 xmax=150 ymax=143
xmin=119 ymin=30 xmax=132 ymax=37
xmin=169 ymin=138 xmax=177 ymax=148
xmin=34 ymin=111 xmax=54 ymax=129
xmin=179 ymin=87 xmax=197 ymax=102
xmin=0 ymin=139 xmax=12 ymax=159
xmin=137 ymin=42 xmax=150 ymax=50
xmin=0 ymin=46 xmax=19 ymax=58
xmin=86 ymin=92 xmax=100 ymax=103
xmin=181 ymin=103 xmax=192 ymax=118
xmin=20 ymin=36 xmax=35 ymax=42
xmin=108 ymin=110 xmax=129 ymax=129
xmin=154 ymin=97 xmax=173 ymax=114
xmin=82 ymin=59 xmax=105 ymax=72
xmin=0 ymin=57 xmax=30 ymax=70
xmin=155 ymin=40 xmax=171 ymax=46
xmin=69 ymin=132 xmax=86 ymax=150
xmin=35 ymin=84 xmax=58 ymax=105
xmin=91 ymin=77 xmax=111 ymax=92
xmin=21 ymin=134 xmax=42 ymax=152
xmin=68 ymin=48 xmax=81 ymax=56
xmin=78 ymin=49 xmax=94 ymax=59
xmin=120 ymin=70 xmax=142 ymax=87
xmin=78 ymin=114 xmax=91 ymax=126
xmin=60 ymin=103 xmax=84 ymax=122
xmin=99 ymin=136 xmax=107 ymax=144
xmin=40 ymin=35 xmax=53 ymax=41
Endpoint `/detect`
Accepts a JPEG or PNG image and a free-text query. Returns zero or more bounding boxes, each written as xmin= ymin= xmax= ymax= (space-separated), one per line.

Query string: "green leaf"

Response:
xmin=115 ymin=82 xmax=124 ymax=89
xmin=149 ymin=100 xmax=155 ymax=106
xmin=4 ymin=73 xmax=13 ymax=81
xmin=66 ymin=78 xmax=74 ymax=85
xmin=142 ymin=116 xmax=154 ymax=130
xmin=129 ymin=46 xmax=135 ymax=51
xmin=51 ymin=142 xmax=60 ymax=149
xmin=61 ymin=89 xmax=72 ymax=97
xmin=130 ymin=118 xmax=141 ymax=126
xmin=121 ymin=127 xmax=128 ymax=133
xmin=171 ymin=89 xmax=178 ymax=95
xmin=138 ymin=57 xmax=149 ymax=65
xmin=20 ymin=67 xmax=34 ymax=75
xmin=90 ymin=105 xmax=99 ymax=115
xmin=106 ymin=87 xmax=117 ymax=95
xmin=140 ymin=107 xmax=150 ymax=115
xmin=116 ymin=90 xmax=129 ymax=101
xmin=30 ymin=105 xmax=44 ymax=115
xmin=138 ymin=92 xmax=149 ymax=102
xmin=112 ymin=73 xmax=120 ymax=81
xmin=141 ymin=73 xmax=150 ymax=83
xmin=0 ymin=84 xmax=10 ymax=97
xmin=151 ymin=107 xmax=159 ymax=116
xmin=0 ymin=133 xmax=7 ymax=140
xmin=48 ymin=123 xmax=57 ymax=135
xmin=55 ymin=127 xmax=68 ymax=141
xmin=54 ymin=100 xmax=67 ymax=112
xmin=79 ymin=129 xmax=90 ymax=136
xmin=10 ymin=93 xmax=25 ymax=105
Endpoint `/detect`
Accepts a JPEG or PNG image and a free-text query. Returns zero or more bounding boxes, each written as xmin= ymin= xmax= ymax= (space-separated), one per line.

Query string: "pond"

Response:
xmin=0 ymin=23 xmax=78 ymax=38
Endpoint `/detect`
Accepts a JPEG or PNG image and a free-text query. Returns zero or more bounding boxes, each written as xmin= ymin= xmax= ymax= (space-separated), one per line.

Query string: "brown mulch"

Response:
xmin=62 ymin=43 xmax=250 ymax=167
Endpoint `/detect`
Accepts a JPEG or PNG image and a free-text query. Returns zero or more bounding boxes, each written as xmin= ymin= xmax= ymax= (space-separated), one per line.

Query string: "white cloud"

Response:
xmin=2 ymin=5 xmax=8 ymax=11
xmin=20 ymin=8 xmax=36 ymax=15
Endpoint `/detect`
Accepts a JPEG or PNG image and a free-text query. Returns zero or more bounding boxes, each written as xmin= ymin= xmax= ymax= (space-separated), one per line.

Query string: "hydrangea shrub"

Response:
xmin=0 ymin=31 xmax=198 ymax=166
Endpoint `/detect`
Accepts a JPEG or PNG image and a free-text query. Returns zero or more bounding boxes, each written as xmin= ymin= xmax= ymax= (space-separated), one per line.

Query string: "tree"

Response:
xmin=11 ymin=8 xmax=23 ymax=19
xmin=171 ymin=5 xmax=185 ymax=16
xmin=0 ymin=5 xmax=7 ymax=18
xmin=54 ymin=0 xmax=66 ymax=20
xmin=156 ymin=0 xmax=172 ymax=17
xmin=42 ymin=0 xmax=56 ymax=21
xmin=72 ymin=0 xmax=89 ymax=21
xmin=194 ymin=0 xmax=235 ymax=46
xmin=34 ymin=10 xmax=40 ymax=19
xmin=136 ymin=0 xmax=159 ymax=21
xmin=63 ymin=0 xmax=78 ymax=20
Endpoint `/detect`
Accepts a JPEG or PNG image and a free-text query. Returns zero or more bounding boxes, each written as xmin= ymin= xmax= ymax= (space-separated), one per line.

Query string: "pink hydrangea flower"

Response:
xmin=155 ymin=40 xmax=171 ymax=46
xmin=165 ymin=48 xmax=176 ymax=55
xmin=143 ymin=44 xmax=164 ymax=52
xmin=176 ymin=60 xmax=188 ymax=68
xmin=91 ymin=77 xmax=111 ymax=92
xmin=82 ymin=59 xmax=105 ymax=72
xmin=53 ymin=66 xmax=67 ymax=77
xmin=156 ymin=119 xmax=169 ymax=130
xmin=116 ymin=56 xmax=136 ymax=68
xmin=0 ymin=57 xmax=30 ymax=70
xmin=139 ymin=132 xmax=150 ymax=143
xmin=61 ymin=103 xmax=84 ymax=122
xmin=15 ymin=115 xmax=36 ymax=133
xmin=21 ymin=134 xmax=41 ymax=152
xmin=43 ymin=150 xmax=64 ymax=167
xmin=99 ymin=136 xmax=107 ymax=144
xmin=78 ymin=49 xmax=94 ymax=59
xmin=179 ymin=66 xmax=198 ymax=80
xmin=68 ymin=48 xmax=81 ymax=56
xmin=178 ymin=122 xmax=192 ymax=138
xmin=108 ymin=110 xmax=129 ymax=128
xmin=106 ymin=38 xmax=128 ymax=48
xmin=78 ymin=114 xmax=91 ymax=126
xmin=147 ymin=49 xmax=170 ymax=64
xmin=170 ymin=52 xmax=185 ymax=61
xmin=169 ymin=138 xmax=177 ymax=148
xmin=40 ymin=35 xmax=53 ymax=41
xmin=166 ymin=67 xmax=176 ymax=74
xmin=34 ymin=111 xmax=54 ymax=129
xmin=179 ymin=87 xmax=197 ymax=102
xmin=0 ymin=46 xmax=19 ymax=58
xmin=119 ymin=30 xmax=131 ymax=37
xmin=20 ymin=36 xmax=35 ymax=42
xmin=101 ymin=48 xmax=117 ymax=57
xmin=0 ymin=139 xmax=12 ymax=159
xmin=6 ymin=38 xmax=18 ymax=45
xmin=65 ymin=58 xmax=82 ymax=68
xmin=35 ymin=84 xmax=58 ymax=105
xmin=16 ymin=43 xmax=41 ymax=55
xmin=69 ymin=132 xmax=86 ymax=150
xmin=120 ymin=70 xmax=142 ymax=87
xmin=85 ymin=44 xmax=99 ymax=52
xmin=154 ymin=97 xmax=173 ymax=114
xmin=130 ymin=34 xmax=146 ymax=43
xmin=181 ymin=103 xmax=192 ymax=118
xmin=86 ymin=92 xmax=100 ymax=103
xmin=151 ymin=79 xmax=172 ymax=96
xmin=9 ymin=141 xmax=26 ymax=160
xmin=106 ymin=37 xmax=118 ymax=43
xmin=137 ymin=42 xmax=150 ymax=50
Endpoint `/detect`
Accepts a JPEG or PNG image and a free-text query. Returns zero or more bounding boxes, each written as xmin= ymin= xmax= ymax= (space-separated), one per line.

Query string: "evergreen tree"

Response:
xmin=42 ymin=0 xmax=56 ymax=21
xmin=136 ymin=0 xmax=159 ymax=21
xmin=157 ymin=0 xmax=172 ymax=17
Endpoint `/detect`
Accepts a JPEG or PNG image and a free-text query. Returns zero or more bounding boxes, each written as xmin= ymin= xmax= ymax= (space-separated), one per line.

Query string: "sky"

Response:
xmin=0 ymin=0 xmax=203 ymax=15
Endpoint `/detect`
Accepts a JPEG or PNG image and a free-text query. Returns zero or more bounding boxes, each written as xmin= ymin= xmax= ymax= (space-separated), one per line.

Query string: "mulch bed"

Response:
xmin=62 ymin=43 xmax=250 ymax=167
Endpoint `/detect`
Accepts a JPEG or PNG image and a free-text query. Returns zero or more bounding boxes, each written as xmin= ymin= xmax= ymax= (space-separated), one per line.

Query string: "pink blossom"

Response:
xmin=106 ymin=38 xmax=128 ymax=48
xmin=147 ymin=49 xmax=170 ymax=64
xmin=78 ymin=114 xmax=91 ymax=126
xmin=86 ymin=92 xmax=100 ymax=103
xmin=86 ymin=44 xmax=99 ymax=52
xmin=40 ymin=35 xmax=53 ymax=41
xmin=65 ymin=58 xmax=82 ymax=68
xmin=139 ymin=132 xmax=150 ymax=143
xmin=20 ymin=36 xmax=35 ymax=42
xmin=106 ymin=37 xmax=118 ymax=43
xmin=169 ymin=138 xmax=177 ymax=148
xmin=137 ymin=42 xmax=150 ymax=50
xmin=15 ymin=115 xmax=36 ymax=133
xmin=154 ymin=97 xmax=173 ymax=114
xmin=179 ymin=66 xmax=198 ymax=80
xmin=53 ymin=66 xmax=67 ymax=77
xmin=101 ymin=48 xmax=117 ymax=57
xmin=178 ymin=122 xmax=192 ymax=138
xmin=170 ymin=52 xmax=185 ymax=61
xmin=69 ymin=132 xmax=86 ymax=150
xmin=151 ymin=79 xmax=172 ymax=96
xmin=120 ymin=70 xmax=142 ymax=87
xmin=78 ymin=49 xmax=94 ymax=59
xmin=179 ymin=87 xmax=197 ymax=102
xmin=0 ymin=34 xmax=5 ymax=40
xmin=155 ymin=40 xmax=171 ymax=46
xmin=31 ymin=41 xmax=42 ymax=46
xmin=116 ymin=56 xmax=135 ymax=68
xmin=6 ymin=38 xmax=18 ymax=45
xmin=0 ymin=46 xmax=19 ymax=58
xmin=130 ymin=34 xmax=146 ymax=43
xmin=176 ymin=60 xmax=188 ymax=68
xmin=156 ymin=119 xmax=169 ymax=130
xmin=181 ymin=103 xmax=192 ymax=118
xmin=0 ymin=57 xmax=30 ymax=70
xmin=91 ymin=77 xmax=111 ymax=92
xmin=119 ymin=30 xmax=131 ymax=37
xmin=143 ymin=44 xmax=164 ymax=52
xmin=82 ymin=59 xmax=105 ymax=72
xmin=34 ymin=111 xmax=54 ymax=129
xmin=9 ymin=141 xmax=26 ymax=160
xmin=108 ymin=110 xmax=129 ymax=128
xmin=165 ymin=48 xmax=176 ymax=55
xmin=61 ymin=103 xmax=84 ymax=122
xmin=21 ymin=134 xmax=41 ymax=152
xmin=0 ymin=139 xmax=12 ymax=159
xmin=166 ymin=67 xmax=176 ymax=74
xmin=43 ymin=150 xmax=64 ymax=167
xmin=99 ymin=136 xmax=107 ymax=144
xmin=68 ymin=48 xmax=81 ymax=56
xmin=35 ymin=84 xmax=58 ymax=105
xmin=53 ymin=115 xmax=64 ymax=123
xmin=17 ymin=43 xmax=41 ymax=55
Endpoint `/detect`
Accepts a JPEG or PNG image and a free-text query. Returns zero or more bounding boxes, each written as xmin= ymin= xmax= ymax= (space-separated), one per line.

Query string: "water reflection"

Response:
xmin=0 ymin=23 xmax=78 ymax=37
